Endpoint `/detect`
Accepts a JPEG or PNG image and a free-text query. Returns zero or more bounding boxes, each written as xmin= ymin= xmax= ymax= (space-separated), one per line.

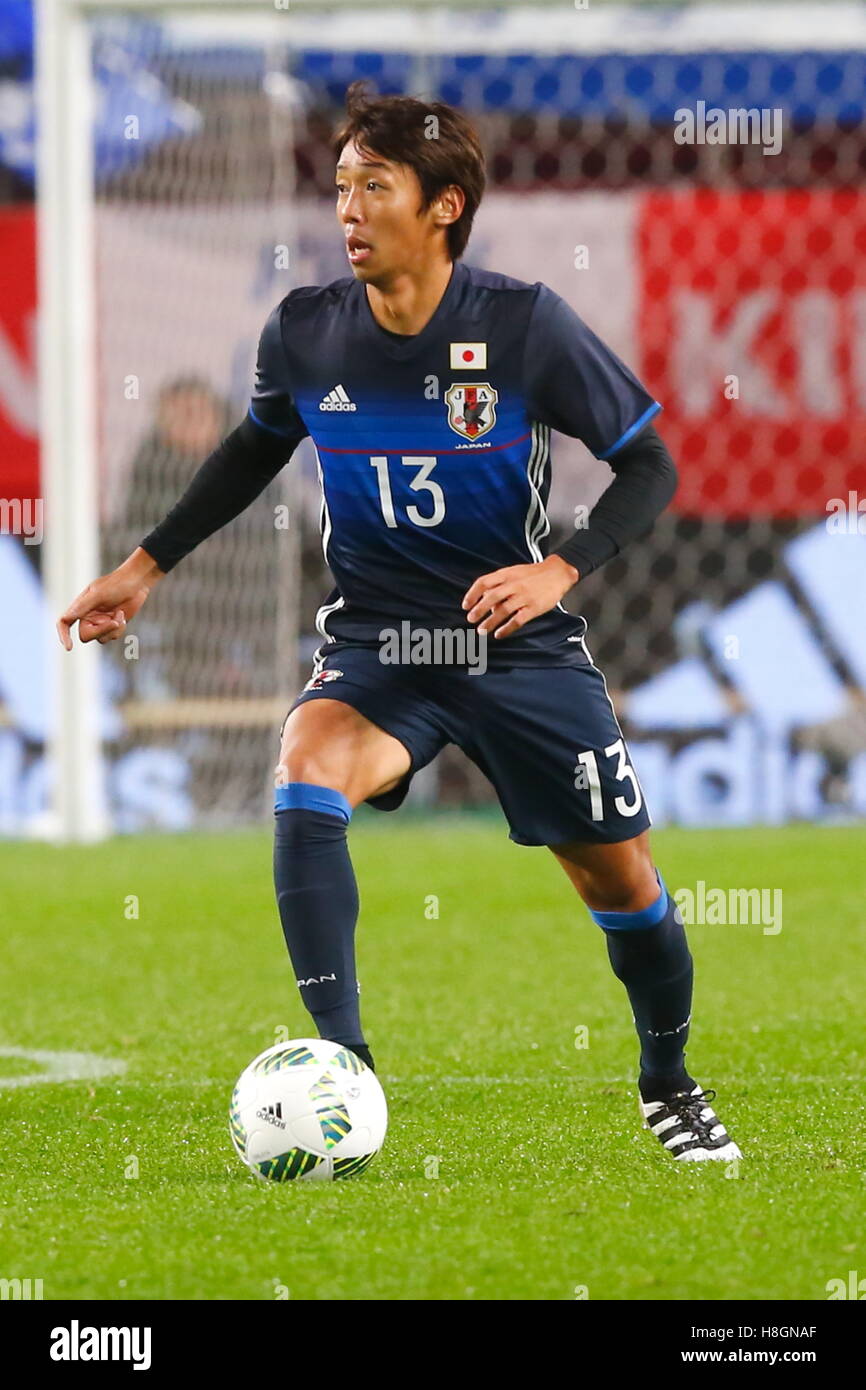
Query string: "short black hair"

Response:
xmin=332 ymin=81 xmax=486 ymax=260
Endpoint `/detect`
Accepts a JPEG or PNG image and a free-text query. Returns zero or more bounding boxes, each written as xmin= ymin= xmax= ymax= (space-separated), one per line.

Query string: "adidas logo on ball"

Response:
xmin=256 ymin=1102 xmax=286 ymax=1130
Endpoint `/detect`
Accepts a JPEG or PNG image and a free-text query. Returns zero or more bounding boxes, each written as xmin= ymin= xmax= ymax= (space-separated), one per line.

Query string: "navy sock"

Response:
xmin=273 ymin=783 xmax=367 ymax=1050
xmin=588 ymin=874 xmax=694 ymax=1094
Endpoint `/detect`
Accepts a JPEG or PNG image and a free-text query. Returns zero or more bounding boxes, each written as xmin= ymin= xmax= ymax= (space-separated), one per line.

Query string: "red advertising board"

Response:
xmin=638 ymin=189 xmax=866 ymax=517
xmin=5 ymin=193 xmax=866 ymax=520
xmin=0 ymin=205 xmax=38 ymax=505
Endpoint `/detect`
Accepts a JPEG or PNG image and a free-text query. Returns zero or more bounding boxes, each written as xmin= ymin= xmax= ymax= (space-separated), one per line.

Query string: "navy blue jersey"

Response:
xmin=249 ymin=259 xmax=661 ymax=667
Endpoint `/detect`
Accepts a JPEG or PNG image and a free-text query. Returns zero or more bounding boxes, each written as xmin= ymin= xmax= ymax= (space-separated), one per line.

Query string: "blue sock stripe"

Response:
xmin=274 ymin=782 xmax=352 ymax=824
xmin=589 ymin=872 xmax=669 ymax=931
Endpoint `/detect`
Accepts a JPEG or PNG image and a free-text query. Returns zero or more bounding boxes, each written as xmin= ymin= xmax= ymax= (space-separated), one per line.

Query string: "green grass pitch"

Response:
xmin=0 ymin=817 xmax=863 ymax=1301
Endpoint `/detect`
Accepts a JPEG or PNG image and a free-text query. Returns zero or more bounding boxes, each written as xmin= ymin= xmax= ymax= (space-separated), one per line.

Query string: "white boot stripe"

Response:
xmin=664 ymin=1131 xmax=693 ymax=1149
xmin=650 ymin=1115 xmax=680 ymax=1134
xmin=640 ymin=1083 xmax=740 ymax=1161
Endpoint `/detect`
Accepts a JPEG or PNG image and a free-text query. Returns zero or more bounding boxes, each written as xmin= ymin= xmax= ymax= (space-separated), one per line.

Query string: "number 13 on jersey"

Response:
xmin=370 ymin=456 xmax=445 ymax=529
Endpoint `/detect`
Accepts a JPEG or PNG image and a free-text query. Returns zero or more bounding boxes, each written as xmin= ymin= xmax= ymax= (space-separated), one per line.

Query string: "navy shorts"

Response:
xmin=283 ymin=642 xmax=652 ymax=847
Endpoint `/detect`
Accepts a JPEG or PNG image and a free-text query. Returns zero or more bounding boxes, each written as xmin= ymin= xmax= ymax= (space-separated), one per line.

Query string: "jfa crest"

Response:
xmin=445 ymin=383 xmax=498 ymax=440
xmin=303 ymin=668 xmax=344 ymax=692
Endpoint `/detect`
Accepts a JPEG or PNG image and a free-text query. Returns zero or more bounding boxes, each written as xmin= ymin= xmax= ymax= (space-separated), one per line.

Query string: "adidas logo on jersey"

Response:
xmin=319 ymin=384 xmax=356 ymax=412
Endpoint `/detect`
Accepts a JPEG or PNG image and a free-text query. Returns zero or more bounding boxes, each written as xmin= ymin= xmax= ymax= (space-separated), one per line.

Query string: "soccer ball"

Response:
xmin=229 ymin=1039 xmax=388 ymax=1182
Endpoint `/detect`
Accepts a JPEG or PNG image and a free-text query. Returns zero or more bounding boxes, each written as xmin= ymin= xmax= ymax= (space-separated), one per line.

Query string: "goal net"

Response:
xmin=17 ymin=0 xmax=866 ymax=837
xmin=93 ymin=17 xmax=306 ymax=831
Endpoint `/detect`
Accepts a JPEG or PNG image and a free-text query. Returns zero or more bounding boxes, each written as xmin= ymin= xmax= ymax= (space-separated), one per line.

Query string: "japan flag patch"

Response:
xmin=449 ymin=342 xmax=487 ymax=369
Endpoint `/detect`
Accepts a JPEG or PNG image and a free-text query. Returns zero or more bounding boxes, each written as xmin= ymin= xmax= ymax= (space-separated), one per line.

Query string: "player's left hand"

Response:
xmin=462 ymin=555 xmax=580 ymax=640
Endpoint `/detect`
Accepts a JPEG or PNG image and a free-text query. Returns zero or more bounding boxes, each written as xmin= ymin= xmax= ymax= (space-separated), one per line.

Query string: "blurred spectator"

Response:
xmin=109 ymin=375 xmax=280 ymax=701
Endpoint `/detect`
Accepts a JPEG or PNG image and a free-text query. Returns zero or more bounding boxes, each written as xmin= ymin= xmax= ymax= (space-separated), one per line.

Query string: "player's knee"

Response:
xmin=584 ymin=881 xmax=655 ymax=913
xmin=275 ymin=756 xmax=347 ymax=795
xmin=553 ymin=833 xmax=659 ymax=912
xmin=572 ymin=861 xmax=660 ymax=914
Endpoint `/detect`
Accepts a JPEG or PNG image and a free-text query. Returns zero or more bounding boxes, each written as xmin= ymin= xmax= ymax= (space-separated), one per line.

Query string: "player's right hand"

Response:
xmin=57 ymin=566 xmax=156 ymax=650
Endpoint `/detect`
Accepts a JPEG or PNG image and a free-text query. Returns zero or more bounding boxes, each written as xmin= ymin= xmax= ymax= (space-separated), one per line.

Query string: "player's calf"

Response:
xmin=553 ymin=837 xmax=694 ymax=1092
xmin=271 ymin=700 xmax=412 ymax=1070
xmin=273 ymin=782 xmax=365 ymax=1049
xmin=552 ymin=836 xmax=740 ymax=1160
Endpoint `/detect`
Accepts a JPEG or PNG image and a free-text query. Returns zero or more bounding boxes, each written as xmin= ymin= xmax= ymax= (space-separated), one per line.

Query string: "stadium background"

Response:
xmin=2 ymin=0 xmax=866 ymax=837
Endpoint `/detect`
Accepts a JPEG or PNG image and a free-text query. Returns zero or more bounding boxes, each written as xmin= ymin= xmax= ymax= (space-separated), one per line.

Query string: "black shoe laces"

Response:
xmin=670 ymin=1088 xmax=718 ymax=1143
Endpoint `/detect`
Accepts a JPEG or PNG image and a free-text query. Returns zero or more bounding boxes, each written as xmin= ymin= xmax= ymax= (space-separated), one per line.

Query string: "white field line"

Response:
xmin=0 ymin=1052 xmax=860 ymax=1091
xmin=0 ymin=1047 xmax=127 ymax=1090
xmin=75 ymin=1073 xmax=866 ymax=1088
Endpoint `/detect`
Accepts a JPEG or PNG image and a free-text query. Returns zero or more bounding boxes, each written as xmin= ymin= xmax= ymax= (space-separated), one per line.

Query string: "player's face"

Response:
xmin=336 ymin=141 xmax=446 ymax=280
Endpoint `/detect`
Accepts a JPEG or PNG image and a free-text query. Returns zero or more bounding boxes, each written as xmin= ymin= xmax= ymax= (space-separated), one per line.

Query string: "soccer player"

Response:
xmin=58 ymin=82 xmax=740 ymax=1163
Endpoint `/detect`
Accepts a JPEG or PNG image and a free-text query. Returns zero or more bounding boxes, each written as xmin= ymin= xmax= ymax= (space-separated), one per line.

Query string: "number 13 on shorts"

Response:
xmin=574 ymin=738 xmax=643 ymax=821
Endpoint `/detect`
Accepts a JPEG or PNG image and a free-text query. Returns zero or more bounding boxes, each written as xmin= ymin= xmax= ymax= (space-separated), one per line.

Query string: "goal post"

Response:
xmin=37 ymin=0 xmax=106 ymax=841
